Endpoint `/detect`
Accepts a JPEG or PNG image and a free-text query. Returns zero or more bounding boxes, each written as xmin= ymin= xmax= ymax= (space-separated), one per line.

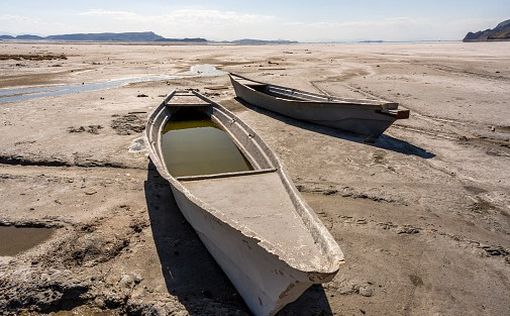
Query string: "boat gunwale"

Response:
xmin=176 ymin=167 xmax=277 ymax=182
xmin=146 ymin=89 xmax=344 ymax=275
xmin=229 ymin=72 xmax=400 ymax=109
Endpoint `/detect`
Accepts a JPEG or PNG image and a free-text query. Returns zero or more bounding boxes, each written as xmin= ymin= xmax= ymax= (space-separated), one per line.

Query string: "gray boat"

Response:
xmin=146 ymin=90 xmax=344 ymax=316
xmin=229 ymin=73 xmax=409 ymax=138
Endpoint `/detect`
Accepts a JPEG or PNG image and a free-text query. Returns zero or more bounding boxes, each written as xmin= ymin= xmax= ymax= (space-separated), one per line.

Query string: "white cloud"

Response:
xmin=1 ymin=9 xmax=506 ymax=41
xmin=166 ymin=9 xmax=275 ymax=23
xmin=70 ymin=9 xmax=277 ymax=40
xmin=78 ymin=8 xmax=275 ymax=26
xmin=0 ymin=14 xmax=31 ymax=22
xmin=78 ymin=9 xmax=138 ymax=19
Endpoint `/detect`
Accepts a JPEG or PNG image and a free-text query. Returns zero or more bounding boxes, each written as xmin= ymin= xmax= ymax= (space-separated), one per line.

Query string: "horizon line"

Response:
xmin=0 ymin=31 xmax=466 ymax=43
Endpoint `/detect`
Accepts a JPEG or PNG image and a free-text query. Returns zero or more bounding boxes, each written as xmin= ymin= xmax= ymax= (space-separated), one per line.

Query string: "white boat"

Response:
xmin=145 ymin=90 xmax=344 ymax=315
xmin=230 ymin=73 xmax=410 ymax=138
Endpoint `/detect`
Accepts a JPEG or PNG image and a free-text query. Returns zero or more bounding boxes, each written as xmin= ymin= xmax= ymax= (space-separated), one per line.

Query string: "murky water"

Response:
xmin=0 ymin=226 xmax=55 ymax=256
xmin=0 ymin=64 xmax=225 ymax=104
xmin=161 ymin=111 xmax=252 ymax=177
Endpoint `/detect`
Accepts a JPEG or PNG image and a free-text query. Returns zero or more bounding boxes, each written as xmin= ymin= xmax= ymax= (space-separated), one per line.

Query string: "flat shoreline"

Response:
xmin=0 ymin=42 xmax=509 ymax=315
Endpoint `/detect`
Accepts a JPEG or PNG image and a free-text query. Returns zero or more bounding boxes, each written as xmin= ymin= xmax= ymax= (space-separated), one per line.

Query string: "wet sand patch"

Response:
xmin=0 ymin=226 xmax=55 ymax=256
xmin=0 ymin=71 xmax=71 ymax=89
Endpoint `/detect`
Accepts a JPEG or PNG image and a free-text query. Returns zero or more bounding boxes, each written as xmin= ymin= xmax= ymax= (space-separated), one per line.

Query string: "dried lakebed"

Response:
xmin=0 ymin=42 xmax=509 ymax=315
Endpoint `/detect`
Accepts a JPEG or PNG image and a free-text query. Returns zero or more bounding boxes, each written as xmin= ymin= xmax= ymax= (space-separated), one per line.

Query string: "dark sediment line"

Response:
xmin=0 ymin=155 xmax=68 ymax=167
xmin=0 ymin=219 xmax=65 ymax=228
xmin=0 ymin=154 xmax=144 ymax=170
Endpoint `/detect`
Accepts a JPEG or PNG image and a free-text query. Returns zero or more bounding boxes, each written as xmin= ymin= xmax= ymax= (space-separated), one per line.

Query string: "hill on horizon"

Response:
xmin=0 ymin=31 xmax=297 ymax=45
xmin=46 ymin=31 xmax=165 ymax=42
xmin=0 ymin=31 xmax=186 ymax=42
xmin=463 ymin=19 xmax=510 ymax=42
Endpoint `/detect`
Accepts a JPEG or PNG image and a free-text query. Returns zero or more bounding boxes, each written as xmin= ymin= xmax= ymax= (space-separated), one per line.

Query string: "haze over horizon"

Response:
xmin=1 ymin=0 xmax=509 ymax=41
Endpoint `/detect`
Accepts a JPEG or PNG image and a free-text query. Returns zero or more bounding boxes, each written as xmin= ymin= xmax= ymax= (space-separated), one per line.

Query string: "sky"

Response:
xmin=1 ymin=0 xmax=509 ymax=41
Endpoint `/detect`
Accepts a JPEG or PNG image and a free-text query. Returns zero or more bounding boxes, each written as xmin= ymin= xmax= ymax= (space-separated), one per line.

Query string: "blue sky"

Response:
xmin=1 ymin=0 xmax=509 ymax=41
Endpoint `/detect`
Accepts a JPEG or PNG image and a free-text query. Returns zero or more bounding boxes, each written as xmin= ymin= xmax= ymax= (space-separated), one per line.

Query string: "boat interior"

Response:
xmin=251 ymin=84 xmax=315 ymax=101
xmin=154 ymin=91 xmax=333 ymax=269
xmin=231 ymin=73 xmax=399 ymax=109
xmin=162 ymin=91 xmax=276 ymax=181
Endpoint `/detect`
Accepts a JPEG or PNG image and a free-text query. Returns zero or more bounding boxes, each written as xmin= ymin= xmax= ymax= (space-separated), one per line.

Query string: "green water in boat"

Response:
xmin=161 ymin=113 xmax=253 ymax=177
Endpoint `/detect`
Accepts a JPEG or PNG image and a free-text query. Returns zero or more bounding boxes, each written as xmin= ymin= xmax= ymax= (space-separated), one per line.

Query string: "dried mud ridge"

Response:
xmin=0 ymin=54 xmax=68 ymax=61
xmin=458 ymin=135 xmax=510 ymax=157
xmin=296 ymin=181 xmax=403 ymax=204
xmin=0 ymin=154 xmax=141 ymax=169
xmin=0 ymin=218 xmax=66 ymax=229
xmin=323 ymin=279 xmax=375 ymax=298
xmin=335 ymin=215 xmax=510 ymax=263
xmin=44 ymin=207 xmax=147 ymax=269
xmin=68 ymin=125 xmax=104 ymax=135
xmin=111 ymin=113 xmax=146 ymax=135
xmin=341 ymin=83 xmax=510 ymax=158
xmin=415 ymin=62 xmax=510 ymax=83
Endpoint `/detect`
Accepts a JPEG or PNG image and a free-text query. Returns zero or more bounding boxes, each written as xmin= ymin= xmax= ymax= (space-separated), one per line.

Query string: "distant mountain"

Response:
xmin=46 ymin=31 xmax=164 ymax=42
xmin=463 ymin=19 xmax=510 ymax=42
xmin=0 ymin=31 xmax=199 ymax=42
xmin=0 ymin=32 xmax=298 ymax=45
xmin=16 ymin=34 xmax=44 ymax=40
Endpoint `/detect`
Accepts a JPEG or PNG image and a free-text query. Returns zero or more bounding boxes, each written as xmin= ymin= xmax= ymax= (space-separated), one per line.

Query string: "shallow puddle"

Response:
xmin=0 ymin=226 xmax=55 ymax=256
xmin=0 ymin=64 xmax=225 ymax=104
xmin=161 ymin=111 xmax=253 ymax=177
xmin=0 ymin=75 xmax=175 ymax=104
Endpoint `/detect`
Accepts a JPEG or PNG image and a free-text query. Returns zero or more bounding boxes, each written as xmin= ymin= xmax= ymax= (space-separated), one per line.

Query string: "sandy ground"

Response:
xmin=0 ymin=42 xmax=509 ymax=315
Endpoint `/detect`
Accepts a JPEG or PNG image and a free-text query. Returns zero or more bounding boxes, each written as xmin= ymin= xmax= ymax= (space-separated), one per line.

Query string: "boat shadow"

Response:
xmin=233 ymin=97 xmax=435 ymax=159
xmin=144 ymin=161 xmax=334 ymax=315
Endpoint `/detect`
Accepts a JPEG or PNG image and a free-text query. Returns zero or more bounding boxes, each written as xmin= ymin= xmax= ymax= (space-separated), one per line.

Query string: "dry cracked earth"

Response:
xmin=0 ymin=42 xmax=509 ymax=315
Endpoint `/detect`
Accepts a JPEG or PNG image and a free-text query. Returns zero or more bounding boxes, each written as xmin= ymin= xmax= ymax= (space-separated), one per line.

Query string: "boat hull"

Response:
xmin=171 ymin=187 xmax=334 ymax=315
xmin=146 ymin=90 xmax=343 ymax=316
xmin=230 ymin=74 xmax=406 ymax=138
